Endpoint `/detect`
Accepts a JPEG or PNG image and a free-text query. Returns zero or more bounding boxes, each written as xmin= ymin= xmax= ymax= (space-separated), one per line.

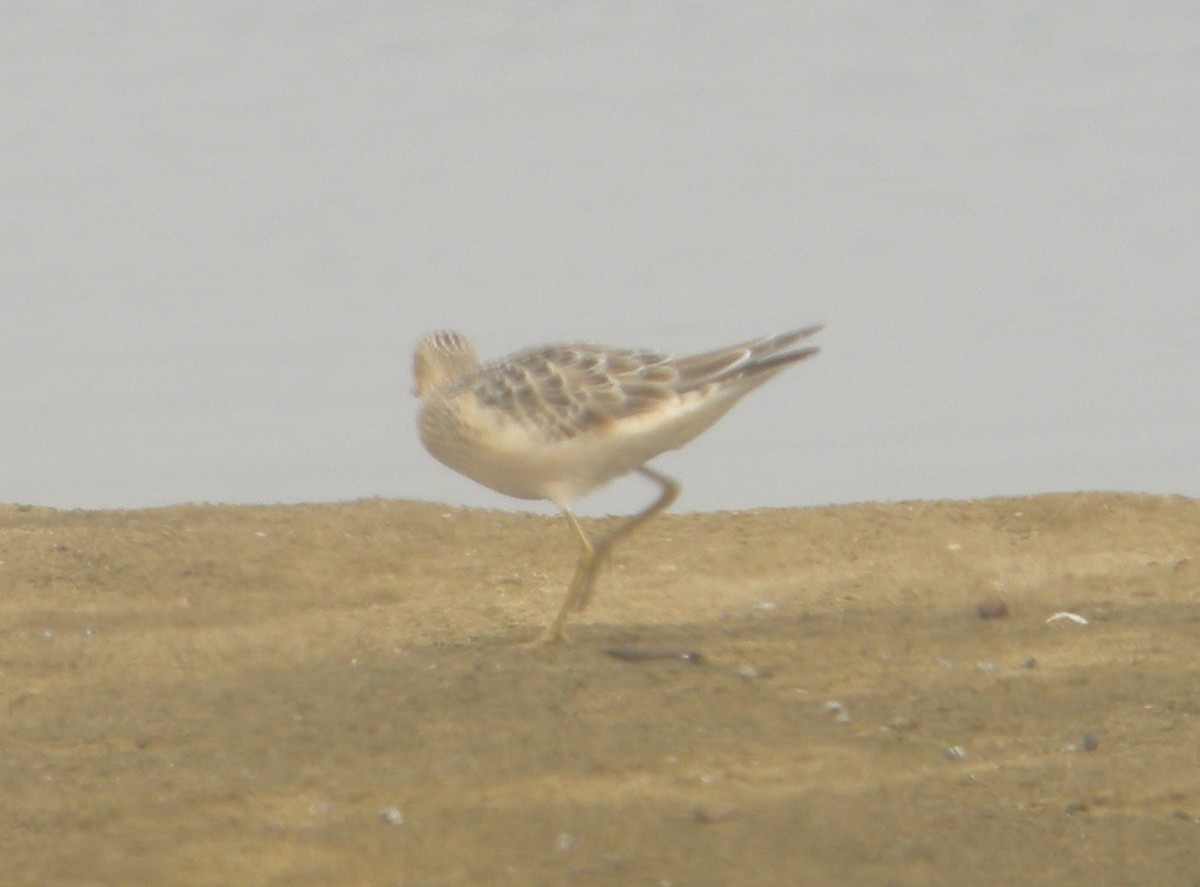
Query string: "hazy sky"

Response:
xmin=3 ymin=3 xmax=1197 ymax=513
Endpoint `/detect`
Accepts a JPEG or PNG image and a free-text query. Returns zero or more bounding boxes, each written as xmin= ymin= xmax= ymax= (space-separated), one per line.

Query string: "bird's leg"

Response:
xmin=537 ymin=467 xmax=680 ymax=644
xmin=574 ymin=466 xmax=680 ymax=612
xmin=537 ymin=506 xmax=594 ymax=644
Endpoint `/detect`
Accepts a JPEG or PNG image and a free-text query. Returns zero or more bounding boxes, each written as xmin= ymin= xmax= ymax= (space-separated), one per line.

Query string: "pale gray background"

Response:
xmin=3 ymin=3 xmax=1197 ymax=515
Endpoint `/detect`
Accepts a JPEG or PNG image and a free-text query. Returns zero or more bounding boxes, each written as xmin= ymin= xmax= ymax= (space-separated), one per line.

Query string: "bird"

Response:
xmin=413 ymin=324 xmax=823 ymax=642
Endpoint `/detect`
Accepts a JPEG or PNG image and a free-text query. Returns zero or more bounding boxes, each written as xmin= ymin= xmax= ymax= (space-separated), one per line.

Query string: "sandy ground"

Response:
xmin=2 ymin=492 xmax=1198 ymax=886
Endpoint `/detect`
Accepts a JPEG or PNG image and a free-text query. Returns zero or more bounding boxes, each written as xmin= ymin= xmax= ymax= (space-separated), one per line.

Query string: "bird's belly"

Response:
xmin=421 ymin=393 xmax=737 ymax=505
xmin=426 ymin=420 xmax=662 ymax=505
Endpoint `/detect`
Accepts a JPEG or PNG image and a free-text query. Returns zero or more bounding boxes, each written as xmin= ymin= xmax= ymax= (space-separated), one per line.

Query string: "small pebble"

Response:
xmin=692 ymin=804 xmax=737 ymax=824
xmin=886 ymin=716 xmax=920 ymax=733
xmin=941 ymin=746 xmax=968 ymax=761
xmin=1081 ymin=733 xmax=1100 ymax=752
xmin=976 ymin=598 xmax=1009 ymax=620
xmin=378 ymin=807 xmax=405 ymax=826
xmin=823 ymin=700 xmax=851 ymax=722
xmin=556 ymin=833 xmax=577 ymax=853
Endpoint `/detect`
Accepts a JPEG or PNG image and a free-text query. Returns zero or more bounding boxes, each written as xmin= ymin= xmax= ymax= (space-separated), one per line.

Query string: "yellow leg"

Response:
xmin=537 ymin=507 xmax=594 ymax=644
xmin=575 ymin=466 xmax=679 ymax=611
xmin=536 ymin=466 xmax=680 ymax=644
